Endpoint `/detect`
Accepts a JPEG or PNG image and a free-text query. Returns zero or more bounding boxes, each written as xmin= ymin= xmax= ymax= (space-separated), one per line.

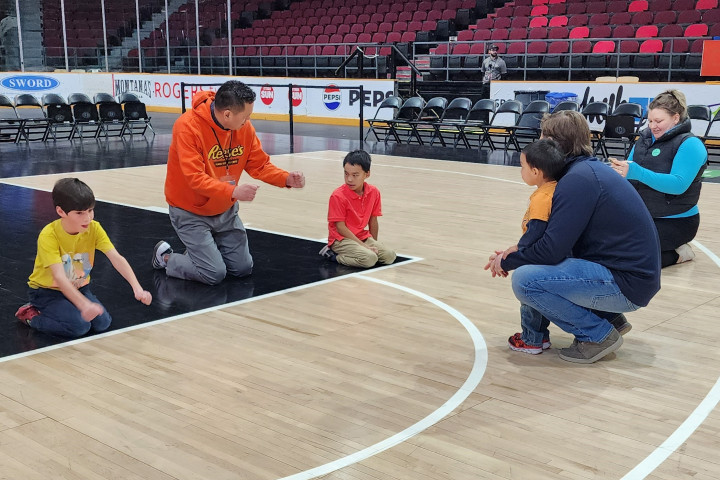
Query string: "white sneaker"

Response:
xmin=675 ymin=243 xmax=695 ymax=264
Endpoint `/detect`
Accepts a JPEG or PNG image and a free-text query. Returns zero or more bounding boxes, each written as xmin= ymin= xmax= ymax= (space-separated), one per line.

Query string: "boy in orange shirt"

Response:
xmin=153 ymin=80 xmax=305 ymax=285
xmin=320 ymin=150 xmax=396 ymax=268
xmin=484 ymin=139 xmax=565 ymax=354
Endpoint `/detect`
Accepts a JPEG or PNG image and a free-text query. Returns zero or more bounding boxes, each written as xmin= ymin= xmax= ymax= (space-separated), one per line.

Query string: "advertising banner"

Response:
xmin=0 ymin=72 xmax=395 ymax=124
xmin=111 ymin=74 xmax=395 ymax=122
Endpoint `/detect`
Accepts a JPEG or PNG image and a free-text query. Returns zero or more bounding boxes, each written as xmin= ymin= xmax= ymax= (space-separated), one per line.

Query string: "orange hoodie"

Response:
xmin=165 ymin=90 xmax=289 ymax=216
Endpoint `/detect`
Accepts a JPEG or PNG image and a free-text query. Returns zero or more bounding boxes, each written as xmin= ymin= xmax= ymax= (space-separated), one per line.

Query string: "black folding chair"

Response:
xmin=0 ymin=94 xmax=24 ymax=143
xmin=408 ymin=96 xmax=448 ymax=145
xmin=457 ymin=99 xmax=495 ymax=148
xmin=481 ymin=100 xmax=524 ymax=151
xmin=118 ymin=92 xmax=155 ymax=137
xmin=431 ymin=97 xmax=472 ymax=147
xmin=604 ymin=102 xmax=645 ymax=159
xmin=365 ymin=95 xmax=402 ymax=142
xmin=509 ymin=100 xmax=550 ymax=149
xmin=688 ymin=104 xmax=712 ymax=140
xmin=387 ymin=96 xmax=425 ymax=143
xmin=551 ymin=100 xmax=579 ymax=113
xmin=703 ymin=108 xmax=720 ymax=163
xmin=14 ymin=94 xmax=51 ymax=142
xmin=68 ymin=93 xmax=100 ymax=139
xmin=94 ymin=92 xmax=125 ymax=138
xmin=582 ymin=101 xmax=610 ymax=159
xmin=42 ymin=93 xmax=75 ymax=141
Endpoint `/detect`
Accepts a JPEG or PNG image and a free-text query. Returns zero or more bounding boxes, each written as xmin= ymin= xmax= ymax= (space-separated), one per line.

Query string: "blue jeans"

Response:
xmin=512 ymin=258 xmax=640 ymax=344
xmin=28 ymin=285 xmax=112 ymax=337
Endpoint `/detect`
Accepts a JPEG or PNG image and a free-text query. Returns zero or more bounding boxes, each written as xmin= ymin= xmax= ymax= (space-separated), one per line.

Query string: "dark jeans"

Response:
xmin=655 ymin=214 xmax=700 ymax=267
xmin=28 ymin=285 xmax=112 ymax=337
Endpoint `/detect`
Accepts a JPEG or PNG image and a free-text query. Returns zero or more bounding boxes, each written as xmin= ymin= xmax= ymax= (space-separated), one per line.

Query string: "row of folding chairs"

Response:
xmin=366 ymin=96 xmax=562 ymax=151
xmin=0 ymin=92 xmax=154 ymax=144
xmin=366 ymin=95 xmax=720 ymax=160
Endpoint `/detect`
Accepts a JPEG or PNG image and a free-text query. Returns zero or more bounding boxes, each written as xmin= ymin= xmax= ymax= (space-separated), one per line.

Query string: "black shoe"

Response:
xmin=609 ymin=314 xmax=632 ymax=336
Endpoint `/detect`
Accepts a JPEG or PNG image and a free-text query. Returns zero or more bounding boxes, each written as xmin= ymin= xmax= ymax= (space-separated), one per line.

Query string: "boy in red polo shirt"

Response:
xmin=319 ymin=150 xmax=396 ymax=268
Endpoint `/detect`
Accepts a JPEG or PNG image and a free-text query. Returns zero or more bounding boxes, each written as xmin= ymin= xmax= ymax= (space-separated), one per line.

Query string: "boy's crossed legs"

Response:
xmin=331 ymin=237 xmax=396 ymax=268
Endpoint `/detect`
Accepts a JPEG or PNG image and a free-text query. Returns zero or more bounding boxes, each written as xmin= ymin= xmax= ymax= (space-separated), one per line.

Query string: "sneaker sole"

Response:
xmin=558 ymin=335 xmax=623 ymax=364
xmin=509 ymin=344 xmax=543 ymax=355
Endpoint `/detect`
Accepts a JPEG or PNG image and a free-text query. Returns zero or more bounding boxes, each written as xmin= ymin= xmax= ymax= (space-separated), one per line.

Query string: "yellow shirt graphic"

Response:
xmin=28 ymin=219 xmax=115 ymax=290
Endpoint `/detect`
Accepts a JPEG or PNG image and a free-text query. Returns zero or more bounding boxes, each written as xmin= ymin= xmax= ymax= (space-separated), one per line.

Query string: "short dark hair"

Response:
xmin=215 ymin=80 xmax=256 ymax=111
xmin=522 ymin=138 xmax=566 ymax=181
xmin=343 ymin=149 xmax=371 ymax=172
xmin=52 ymin=178 xmax=95 ymax=212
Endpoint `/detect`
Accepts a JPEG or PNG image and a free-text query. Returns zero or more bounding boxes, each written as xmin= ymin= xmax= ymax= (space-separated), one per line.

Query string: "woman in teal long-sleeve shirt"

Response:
xmin=611 ymin=90 xmax=708 ymax=267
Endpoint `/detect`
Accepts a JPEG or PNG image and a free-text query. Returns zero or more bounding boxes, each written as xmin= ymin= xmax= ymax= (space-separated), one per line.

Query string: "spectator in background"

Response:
xmin=480 ymin=44 xmax=507 ymax=102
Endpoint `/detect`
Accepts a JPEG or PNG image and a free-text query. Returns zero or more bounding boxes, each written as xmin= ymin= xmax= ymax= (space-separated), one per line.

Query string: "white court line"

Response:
xmin=4 ymin=161 xmax=720 ymax=478
xmin=621 ymin=240 xmax=720 ymax=480
xmin=278 ymin=275 xmax=488 ymax=480
xmin=0 ymin=257 xmax=423 ymax=365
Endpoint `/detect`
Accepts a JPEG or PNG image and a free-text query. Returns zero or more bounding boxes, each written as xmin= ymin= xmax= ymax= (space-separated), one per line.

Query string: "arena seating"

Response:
xmin=38 ymin=0 xmax=719 ymax=82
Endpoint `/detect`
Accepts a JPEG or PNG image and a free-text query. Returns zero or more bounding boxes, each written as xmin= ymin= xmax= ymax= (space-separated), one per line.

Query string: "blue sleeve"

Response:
xmin=517 ymin=219 xmax=547 ymax=249
xmin=502 ymin=168 xmax=593 ymax=271
xmin=626 ymin=137 xmax=707 ymax=194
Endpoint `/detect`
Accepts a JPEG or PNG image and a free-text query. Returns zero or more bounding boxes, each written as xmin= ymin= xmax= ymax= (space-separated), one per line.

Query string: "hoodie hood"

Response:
xmin=191 ymin=90 xmax=217 ymax=127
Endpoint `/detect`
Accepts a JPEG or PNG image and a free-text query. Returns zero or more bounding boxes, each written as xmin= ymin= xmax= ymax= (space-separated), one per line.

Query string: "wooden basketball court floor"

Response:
xmin=1 ymin=132 xmax=720 ymax=479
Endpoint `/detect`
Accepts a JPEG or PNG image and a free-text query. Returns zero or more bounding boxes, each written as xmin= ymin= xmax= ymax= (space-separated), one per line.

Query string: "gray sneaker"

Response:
xmin=609 ymin=313 xmax=632 ymax=336
xmin=559 ymin=329 xmax=623 ymax=364
xmin=152 ymin=240 xmax=173 ymax=269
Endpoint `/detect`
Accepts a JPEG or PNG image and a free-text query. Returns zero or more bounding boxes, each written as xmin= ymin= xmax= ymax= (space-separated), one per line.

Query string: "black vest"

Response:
xmin=629 ymin=118 xmax=706 ymax=217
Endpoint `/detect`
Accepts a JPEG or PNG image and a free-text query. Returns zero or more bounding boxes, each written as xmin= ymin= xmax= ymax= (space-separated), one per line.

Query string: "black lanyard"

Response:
xmin=211 ymin=127 xmax=234 ymax=176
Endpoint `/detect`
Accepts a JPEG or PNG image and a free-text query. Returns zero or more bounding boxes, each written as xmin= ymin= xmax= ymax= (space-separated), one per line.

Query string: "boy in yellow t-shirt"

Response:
xmin=483 ymin=139 xmax=566 ymax=354
xmin=15 ymin=178 xmax=152 ymax=337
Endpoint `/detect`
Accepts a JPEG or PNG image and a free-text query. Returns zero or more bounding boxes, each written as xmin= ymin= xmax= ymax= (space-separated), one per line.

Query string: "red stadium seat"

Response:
xmin=548 ymin=26 xmax=570 ymax=39
xmin=631 ymin=11 xmax=654 ymax=25
xmin=695 ymin=0 xmax=718 ymax=8
xmin=530 ymin=27 xmax=549 ymax=39
xmin=569 ymin=26 xmax=589 ymax=38
xmin=640 ymin=39 xmax=664 ymax=52
xmin=593 ymin=40 xmax=616 ymax=53
xmin=588 ymin=13 xmax=610 ymax=26
xmin=636 ymin=25 xmax=658 ymax=37
xmin=530 ymin=5 xmax=548 ymax=16
xmin=549 ymin=15 xmax=568 ymax=27
xmin=590 ymin=25 xmax=613 ymax=39
xmin=703 ymin=9 xmax=720 ymax=24
xmin=684 ymin=23 xmax=709 ymax=36
xmin=654 ymin=11 xmax=677 ymax=24
xmin=629 ymin=0 xmax=649 ymax=11
xmin=568 ymin=14 xmax=589 ymax=27
xmin=529 ymin=16 xmax=549 ymax=27
xmin=677 ymin=10 xmax=702 ymax=23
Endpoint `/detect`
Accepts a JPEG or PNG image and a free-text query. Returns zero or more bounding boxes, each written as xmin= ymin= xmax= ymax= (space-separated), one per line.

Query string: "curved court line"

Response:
xmin=622 ymin=240 xmax=720 ymax=480
xmin=278 ymin=275 xmax=488 ymax=480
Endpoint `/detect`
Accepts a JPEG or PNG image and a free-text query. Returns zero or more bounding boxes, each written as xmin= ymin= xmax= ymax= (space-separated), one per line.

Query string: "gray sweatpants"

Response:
xmin=166 ymin=203 xmax=253 ymax=285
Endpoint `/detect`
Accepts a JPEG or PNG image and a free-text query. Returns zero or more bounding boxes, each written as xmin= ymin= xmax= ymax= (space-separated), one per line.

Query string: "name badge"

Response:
xmin=219 ymin=175 xmax=236 ymax=185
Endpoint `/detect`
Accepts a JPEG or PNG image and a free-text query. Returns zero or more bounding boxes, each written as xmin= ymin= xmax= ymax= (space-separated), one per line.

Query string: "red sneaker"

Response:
xmin=15 ymin=303 xmax=40 ymax=325
xmin=508 ymin=333 xmax=543 ymax=354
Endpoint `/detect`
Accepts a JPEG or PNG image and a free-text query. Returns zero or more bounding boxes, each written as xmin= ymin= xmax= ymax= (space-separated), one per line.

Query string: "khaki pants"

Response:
xmin=331 ymin=237 xmax=396 ymax=268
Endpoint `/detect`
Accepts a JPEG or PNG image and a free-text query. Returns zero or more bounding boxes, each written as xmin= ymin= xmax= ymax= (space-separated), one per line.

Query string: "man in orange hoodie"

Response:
xmin=153 ymin=80 xmax=305 ymax=285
